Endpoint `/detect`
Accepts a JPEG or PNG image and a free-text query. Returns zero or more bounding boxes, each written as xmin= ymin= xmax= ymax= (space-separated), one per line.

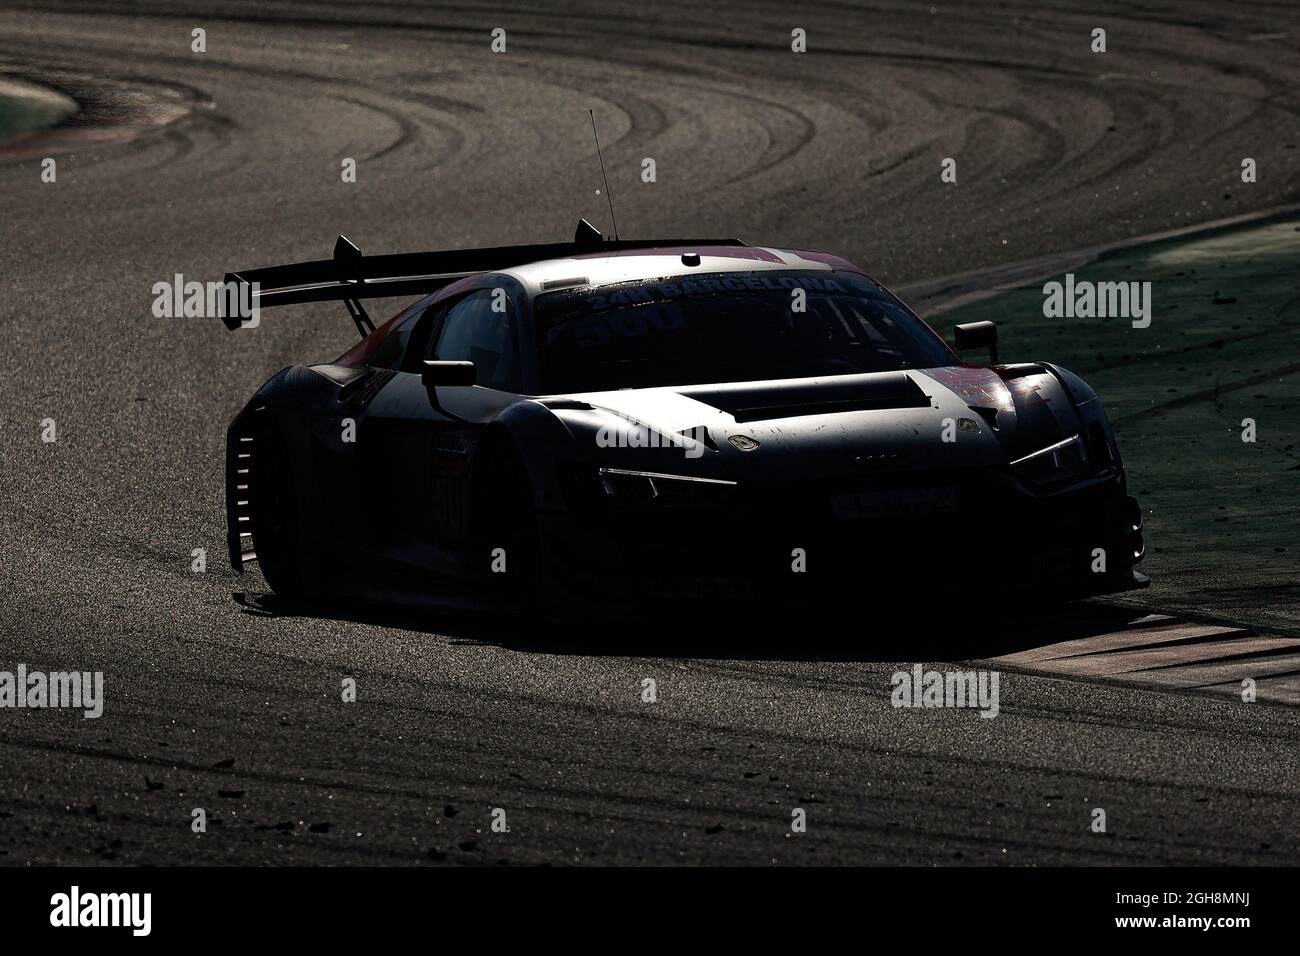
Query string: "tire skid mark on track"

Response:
xmin=1109 ymin=361 xmax=1300 ymax=427
xmin=0 ymin=63 xmax=198 ymax=158
xmin=330 ymin=92 xmax=422 ymax=163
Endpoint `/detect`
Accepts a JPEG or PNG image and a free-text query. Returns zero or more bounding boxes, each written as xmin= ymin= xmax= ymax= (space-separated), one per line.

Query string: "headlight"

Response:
xmin=1009 ymin=434 xmax=1090 ymax=485
xmin=598 ymin=467 xmax=736 ymax=505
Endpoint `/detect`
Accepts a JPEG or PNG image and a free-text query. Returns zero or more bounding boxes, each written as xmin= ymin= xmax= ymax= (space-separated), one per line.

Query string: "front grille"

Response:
xmin=575 ymin=466 xmax=1132 ymax=593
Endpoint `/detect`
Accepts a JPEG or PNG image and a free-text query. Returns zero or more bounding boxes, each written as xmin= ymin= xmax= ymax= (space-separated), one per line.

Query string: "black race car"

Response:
xmin=222 ymin=221 xmax=1146 ymax=615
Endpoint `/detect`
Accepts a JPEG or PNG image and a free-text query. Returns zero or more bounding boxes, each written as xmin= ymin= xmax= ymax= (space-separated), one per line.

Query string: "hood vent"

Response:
xmin=682 ymin=373 xmax=931 ymax=423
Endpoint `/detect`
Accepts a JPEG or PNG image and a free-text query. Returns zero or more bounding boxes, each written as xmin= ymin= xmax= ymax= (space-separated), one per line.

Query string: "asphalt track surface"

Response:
xmin=2 ymin=1 xmax=1299 ymax=865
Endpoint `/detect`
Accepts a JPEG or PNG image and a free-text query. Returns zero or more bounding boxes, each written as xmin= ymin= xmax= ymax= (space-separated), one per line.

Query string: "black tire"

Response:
xmin=474 ymin=439 xmax=541 ymax=615
xmin=250 ymin=423 xmax=305 ymax=599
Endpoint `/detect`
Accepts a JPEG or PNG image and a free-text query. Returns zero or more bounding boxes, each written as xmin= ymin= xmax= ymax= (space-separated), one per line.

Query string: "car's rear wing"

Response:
xmin=222 ymin=219 xmax=746 ymax=336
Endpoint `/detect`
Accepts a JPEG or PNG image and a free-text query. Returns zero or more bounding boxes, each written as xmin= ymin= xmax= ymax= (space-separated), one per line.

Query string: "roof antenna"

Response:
xmin=589 ymin=109 xmax=619 ymax=240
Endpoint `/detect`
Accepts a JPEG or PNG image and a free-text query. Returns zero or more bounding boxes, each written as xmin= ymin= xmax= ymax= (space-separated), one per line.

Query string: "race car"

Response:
xmin=221 ymin=220 xmax=1146 ymax=615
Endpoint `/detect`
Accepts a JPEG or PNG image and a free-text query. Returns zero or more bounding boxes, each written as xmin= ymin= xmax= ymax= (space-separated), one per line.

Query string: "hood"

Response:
xmin=542 ymin=365 xmax=1084 ymax=482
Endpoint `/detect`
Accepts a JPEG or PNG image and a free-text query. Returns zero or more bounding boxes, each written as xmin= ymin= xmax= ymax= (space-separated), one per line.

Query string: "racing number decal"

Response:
xmin=571 ymin=305 xmax=685 ymax=348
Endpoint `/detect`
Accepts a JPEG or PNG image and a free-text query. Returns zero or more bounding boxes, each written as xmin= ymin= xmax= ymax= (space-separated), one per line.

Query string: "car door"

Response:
xmin=356 ymin=287 xmax=522 ymax=574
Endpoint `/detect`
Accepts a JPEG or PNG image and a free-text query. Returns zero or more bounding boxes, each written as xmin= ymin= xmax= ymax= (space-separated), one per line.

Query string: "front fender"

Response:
xmin=481 ymin=399 xmax=588 ymax=513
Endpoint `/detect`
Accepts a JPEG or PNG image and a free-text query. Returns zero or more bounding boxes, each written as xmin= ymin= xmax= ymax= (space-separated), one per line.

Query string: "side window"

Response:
xmin=368 ymin=306 xmax=424 ymax=371
xmin=430 ymin=290 xmax=518 ymax=391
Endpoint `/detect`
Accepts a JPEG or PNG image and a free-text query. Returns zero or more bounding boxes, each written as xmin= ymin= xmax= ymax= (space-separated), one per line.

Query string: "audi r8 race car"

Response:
xmin=221 ymin=220 xmax=1147 ymax=615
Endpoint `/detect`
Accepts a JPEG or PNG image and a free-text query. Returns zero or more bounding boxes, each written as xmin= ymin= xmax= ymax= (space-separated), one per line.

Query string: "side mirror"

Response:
xmin=422 ymin=360 xmax=476 ymax=388
xmin=954 ymin=321 xmax=999 ymax=366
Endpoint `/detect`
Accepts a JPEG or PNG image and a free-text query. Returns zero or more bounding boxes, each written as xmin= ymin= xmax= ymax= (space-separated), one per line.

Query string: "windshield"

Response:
xmin=535 ymin=270 xmax=957 ymax=393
